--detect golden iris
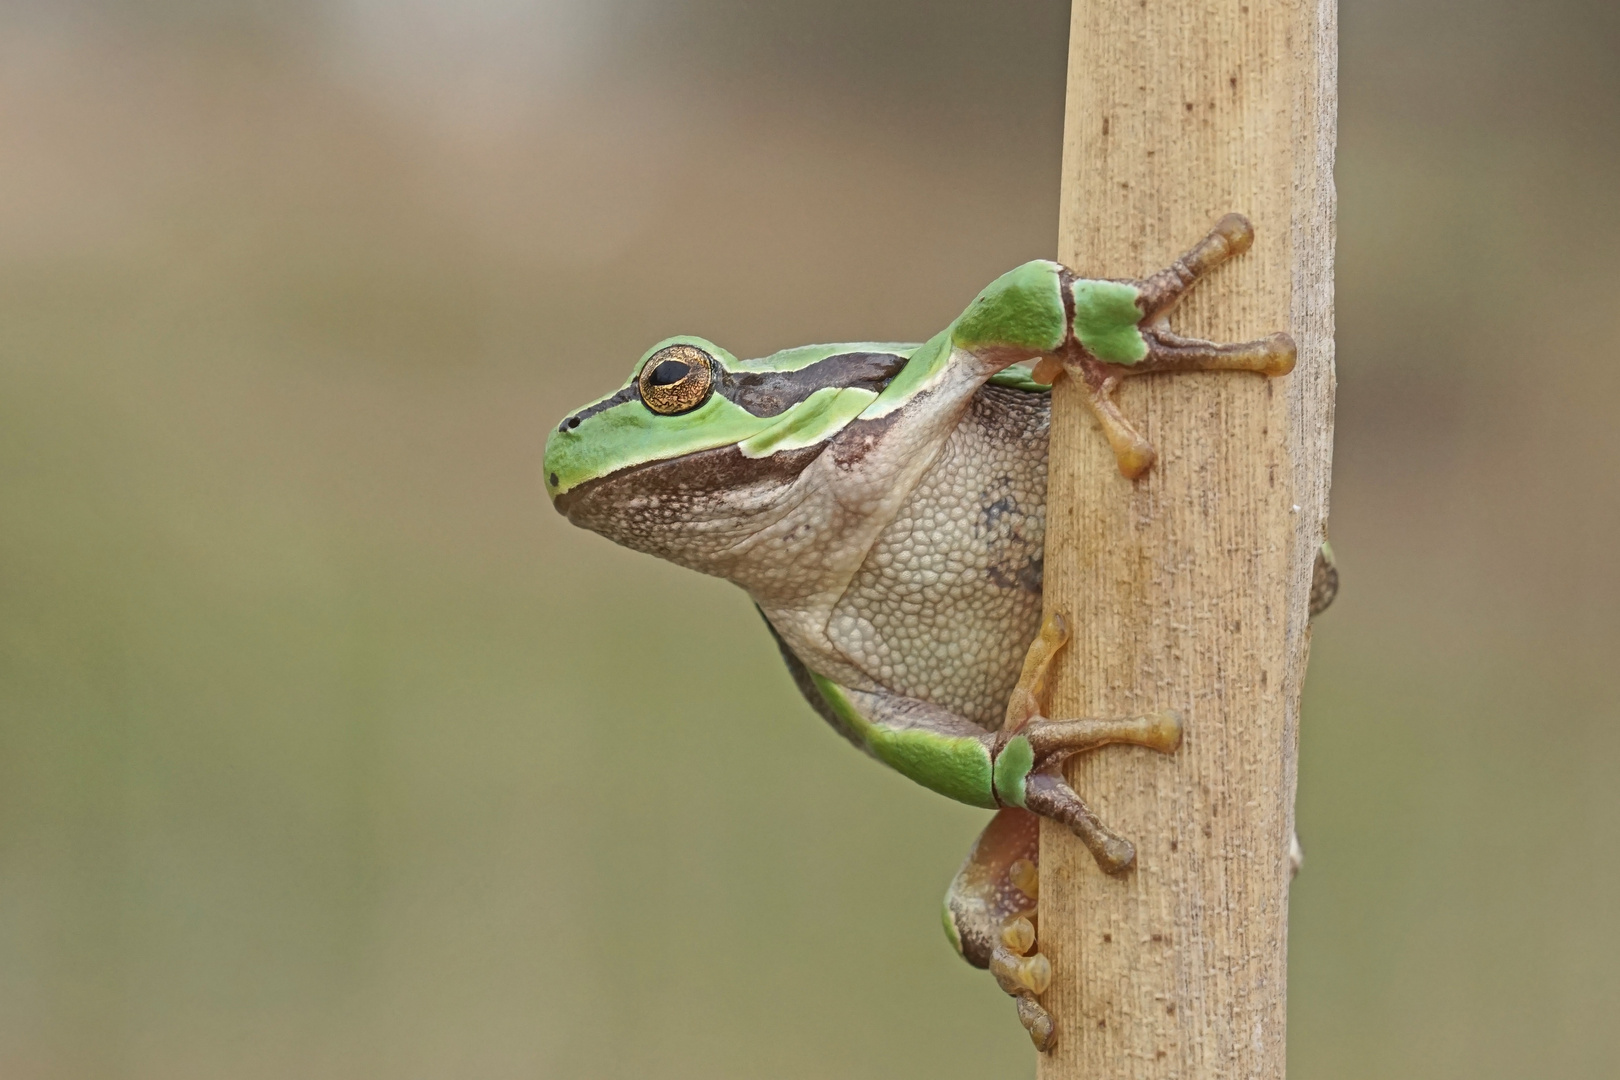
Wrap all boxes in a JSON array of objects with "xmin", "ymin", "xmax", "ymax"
[{"xmin": 638, "ymin": 345, "xmax": 715, "ymax": 415}]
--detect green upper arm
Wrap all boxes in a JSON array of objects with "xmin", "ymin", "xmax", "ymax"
[
  {"xmin": 948, "ymin": 259, "xmax": 1152, "ymax": 367},
  {"xmin": 950, "ymin": 261, "xmax": 1068, "ymax": 355}
]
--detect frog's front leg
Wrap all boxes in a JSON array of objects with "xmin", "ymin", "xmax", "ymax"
[{"xmin": 1033, "ymin": 214, "xmax": 1297, "ymax": 479}]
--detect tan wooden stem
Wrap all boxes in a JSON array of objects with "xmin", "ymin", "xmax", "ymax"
[{"xmin": 1037, "ymin": 1, "xmax": 1337, "ymax": 1077}]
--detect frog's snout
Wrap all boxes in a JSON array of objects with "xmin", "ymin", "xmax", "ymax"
[{"xmin": 543, "ymin": 415, "xmax": 580, "ymax": 508}]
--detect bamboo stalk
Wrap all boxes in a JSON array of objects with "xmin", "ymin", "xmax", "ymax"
[{"xmin": 1036, "ymin": 1, "xmax": 1336, "ymax": 1077}]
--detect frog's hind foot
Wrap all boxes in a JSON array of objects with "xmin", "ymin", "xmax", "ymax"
[
  {"xmin": 1019, "ymin": 716, "xmax": 1182, "ymax": 874},
  {"xmin": 992, "ymin": 918, "xmax": 1056, "ymax": 1053},
  {"xmin": 1000, "ymin": 612, "xmax": 1183, "ymax": 874},
  {"xmin": 943, "ymin": 808, "xmax": 1056, "ymax": 1052},
  {"xmin": 947, "ymin": 615, "xmax": 1187, "ymax": 1050}
]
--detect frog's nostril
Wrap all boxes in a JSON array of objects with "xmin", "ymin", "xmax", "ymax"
[{"xmin": 549, "ymin": 472, "xmax": 559, "ymax": 488}]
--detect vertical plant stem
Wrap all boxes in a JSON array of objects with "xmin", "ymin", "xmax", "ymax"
[{"xmin": 1038, "ymin": 1, "xmax": 1336, "ymax": 1076}]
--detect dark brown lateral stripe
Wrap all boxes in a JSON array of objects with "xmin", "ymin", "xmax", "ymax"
[
  {"xmin": 717, "ymin": 351, "xmax": 909, "ymax": 417},
  {"xmin": 559, "ymin": 384, "xmax": 637, "ymax": 432}
]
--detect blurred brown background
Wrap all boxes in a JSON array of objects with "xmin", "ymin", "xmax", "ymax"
[{"xmin": 2, "ymin": 1, "xmax": 1617, "ymax": 1077}]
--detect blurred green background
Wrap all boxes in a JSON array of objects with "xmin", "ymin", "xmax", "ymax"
[{"xmin": 2, "ymin": 1, "xmax": 1617, "ymax": 1077}]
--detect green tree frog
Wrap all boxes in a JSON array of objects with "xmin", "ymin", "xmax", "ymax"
[{"xmin": 544, "ymin": 216, "xmax": 1334, "ymax": 1051}]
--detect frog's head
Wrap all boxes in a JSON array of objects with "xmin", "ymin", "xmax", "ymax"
[{"xmin": 545, "ymin": 336, "xmax": 909, "ymax": 577}]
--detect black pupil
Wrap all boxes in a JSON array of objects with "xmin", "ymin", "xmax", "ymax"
[{"xmin": 649, "ymin": 359, "xmax": 691, "ymax": 386}]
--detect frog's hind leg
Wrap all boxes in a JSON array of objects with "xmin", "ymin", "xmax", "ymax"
[
  {"xmin": 944, "ymin": 807, "xmax": 1055, "ymax": 1052},
  {"xmin": 999, "ymin": 613, "xmax": 1183, "ymax": 875},
  {"xmin": 940, "ymin": 612, "xmax": 1069, "ymax": 1052},
  {"xmin": 1018, "ymin": 714, "xmax": 1183, "ymax": 873},
  {"xmin": 947, "ymin": 613, "xmax": 1184, "ymax": 1053}
]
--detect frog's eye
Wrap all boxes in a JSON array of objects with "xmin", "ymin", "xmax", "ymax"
[{"xmin": 638, "ymin": 344, "xmax": 716, "ymax": 416}]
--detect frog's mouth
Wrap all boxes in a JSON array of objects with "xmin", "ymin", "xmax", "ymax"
[{"xmin": 552, "ymin": 442, "xmax": 827, "ymax": 542}]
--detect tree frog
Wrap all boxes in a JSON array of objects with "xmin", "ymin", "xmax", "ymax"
[{"xmin": 544, "ymin": 216, "xmax": 1334, "ymax": 1051}]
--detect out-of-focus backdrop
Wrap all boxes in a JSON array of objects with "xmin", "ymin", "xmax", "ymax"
[{"xmin": 2, "ymin": 1, "xmax": 1616, "ymax": 1077}]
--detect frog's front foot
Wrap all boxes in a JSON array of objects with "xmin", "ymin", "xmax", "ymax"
[{"xmin": 1035, "ymin": 214, "xmax": 1297, "ymax": 479}]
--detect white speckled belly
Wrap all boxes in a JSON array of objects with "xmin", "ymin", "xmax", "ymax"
[{"xmin": 827, "ymin": 384, "xmax": 1049, "ymax": 728}]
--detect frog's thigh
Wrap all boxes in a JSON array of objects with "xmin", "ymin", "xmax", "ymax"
[
  {"xmin": 811, "ymin": 677, "xmax": 1000, "ymax": 809},
  {"xmin": 944, "ymin": 808, "xmax": 1056, "ymax": 1052}
]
